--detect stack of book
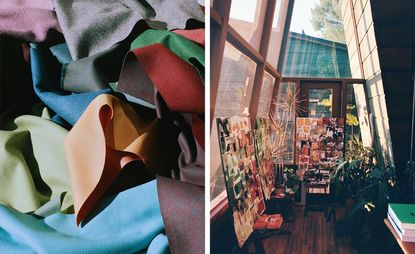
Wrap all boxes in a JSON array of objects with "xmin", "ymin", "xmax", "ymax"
[
  {"xmin": 253, "ymin": 214, "xmax": 283, "ymax": 230},
  {"xmin": 388, "ymin": 203, "xmax": 415, "ymax": 242}
]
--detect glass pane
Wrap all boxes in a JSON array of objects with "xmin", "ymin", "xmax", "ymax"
[
  {"xmin": 345, "ymin": 83, "xmax": 372, "ymax": 146},
  {"xmin": 308, "ymin": 89, "xmax": 333, "ymax": 117},
  {"xmin": 211, "ymin": 42, "xmax": 257, "ymax": 202},
  {"xmin": 229, "ymin": 0, "xmax": 266, "ymax": 50},
  {"xmin": 257, "ymin": 72, "xmax": 275, "ymax": 118},
  {"xmin": 281, "ymin": 0, "xmax": 351, "ymax": 78},
  {"xmin": 267, "ymin": 0, "xmax": 290, "ymax": 68},
  {"xmin": 272, "ymin": 82, "xmax": 296, "ymax": 164}
]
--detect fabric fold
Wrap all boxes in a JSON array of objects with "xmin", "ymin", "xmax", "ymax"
[
  {"xmin": 0, "ymin": 180, "xmax": 166, "ymax": 254},
  {"xmin": 64, "ymin": 94, "xmax": 179, "ymax": 224},
  {"xmin": 130, "ymin": 29, "xmax": 205, "ymax": 78},
  {"xmin": 117, "ymin": 43, "xmax": 204, "ymax": 148},
  {"xmin": 0, "ymin": 0, "xmax": 62, "ymax": 43},
  {"xmin": 157, "ymin": 177, "xmax": 204, "ymax": 254},
  {"xmin": 172, "ymin": 28, "xmax": 205, "ymax": 46},
  {"xmin": 30, "ymin": 43, "xmax": 112, "ymax": 126},
  {"xmin": 0, "ymin": 114, "xmax": 72, "ymax": 214},
  {"xmin": 52, "ymin": 0, "xmax": 205, "ymax": 60}
]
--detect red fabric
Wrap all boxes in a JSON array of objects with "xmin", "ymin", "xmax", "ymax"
[
  {"xmin": 172, "ymin": 28, "xmax": 205, "ymax": 46},
  {"xmin": 129, "ymin": 43, "xmax": 204, "ymax": 148}
]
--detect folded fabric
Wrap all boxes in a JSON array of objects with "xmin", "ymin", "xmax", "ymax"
[
  {"xmin": 157, "ymin": 177, "xmax": 204, "ymax": 254},
  {"xmin": 0, "ymin": 0, "xmax": 53, "ymax": 9},
  {"xmin": 0, "ymin": 112, "xmax": 72, "ymax": 214},
  {"xmin": 55, "ymin": 26, "xmax": 204, "ymax": 94},
  {"xmin": 51, "ymin": 21, "xmax": 149, "ymax": 94},
  {"xmin": 172, "ymin": 28, "xmax": 205, "ymax": 46},
  {"xmin": 30, "ymin": 43, "xmax": 112, "ymax": 126},
  {"xmin": 117, "ymin": 43, "xmax": 204, "ymax": 148},
  {"xmin": 147, "ymin": 234, "xmax": 170, "ymax": 254},
  {"xmin": 52, "ymin": 0, "xmax": 204, "ymax": 60},
  {"xmin": 0, "ymin": 180, "xmax": 167, "ymax": 254},
  {"xmin": 130, "ymin": 29, "xmax": 205, "ymax": 78},
  {"xmin": 64, "ymin": 94, "xmax": 179, "ymax": 224},
  {"xmin": 0, "ymin": 2, "xmax": 62, "ymax": 43}
]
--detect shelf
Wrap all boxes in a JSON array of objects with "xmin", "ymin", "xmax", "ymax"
[{"xmin": 384, "ymin": 219, "xmax": 415, "ymax": 254}]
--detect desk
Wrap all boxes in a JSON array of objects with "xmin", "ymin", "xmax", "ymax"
[
  {"xmin": 384, "ymin": 219, "xmax": 415, "ymax": 254},
  {"xmin": 304, "ymin": 179, "xmax": 330, "ymax": 217}
]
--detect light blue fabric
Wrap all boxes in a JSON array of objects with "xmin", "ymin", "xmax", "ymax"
[
  {"xmin": 0, "ymin": 180, "xmax": 168, "ymax": 254},
  {"xmin": 30, "ymin": 43, "xmax": 111, "ymax": 126},
  {"xmin": 147, "ymin": 234, "xmax": 170, "ymax": 254}
]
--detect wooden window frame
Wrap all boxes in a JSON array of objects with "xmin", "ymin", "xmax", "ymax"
[
  {"xmin": 210, "ymin": 0, "xmax": 286, "ymax": 218},
  {"xmin": 209, "ymin": 0, "xmax": 370, "ymax": 221}
]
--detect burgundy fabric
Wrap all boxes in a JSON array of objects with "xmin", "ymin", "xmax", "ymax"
[
  {"xmin": 0, "ymin": 7, "xmax": 61, "ymax": 42},
  {"xmin": 157, "ymin": 176, "xmax": 204, "ymax": 254},
  {"xmin": 118, "ymin": 43, "xmax": 205, "ymax": 253},
  {"xmin": 118, "ymin": 43, "xmax": 204, "ymax": 148},
  {"xmin": 172, "ymin": 28, "xmax": 205, "ymax": 46}
]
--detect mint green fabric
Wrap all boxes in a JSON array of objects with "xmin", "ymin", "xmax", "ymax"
[
  {"xmin": 130, "ymin": 29, "xmax": 205, "ymax": 78},
  {"xmin": 0, "ymin": 111, "xmax": 73, "ymax": 213}
]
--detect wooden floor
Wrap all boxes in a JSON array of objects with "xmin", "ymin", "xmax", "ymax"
[{"xmin": 249, "ymin": 206, "xmax": 356, "ymax": 254}]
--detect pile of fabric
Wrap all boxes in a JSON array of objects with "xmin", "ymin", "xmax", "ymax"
[{"xmin": 0, "ymin": 0, "xmax": 205, "ymax": 253}]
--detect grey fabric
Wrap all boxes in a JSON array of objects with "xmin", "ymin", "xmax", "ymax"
[
  {"xmin": 48, "ymin": 21, "xmax": 148, "ymax": 93},
  {"xmin": 62, "ymin": 42, "xmax": 126, "ymax": 92},
  {"xmin": 52, "ymin": 0, "xmax": 204, "ymax": 60}
]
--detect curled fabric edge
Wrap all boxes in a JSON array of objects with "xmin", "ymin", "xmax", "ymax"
[{"xmin": 64, "ymin": 94, "xmax": 178, "ymax": 225}]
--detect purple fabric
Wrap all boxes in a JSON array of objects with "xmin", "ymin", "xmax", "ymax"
[
  {"xmin": 157, "ymin": 177, "xmax": 204, "ymax": 254},
  {"xmin": 0, "ymin": 4, "xmax": 61, "ymax": 42}
]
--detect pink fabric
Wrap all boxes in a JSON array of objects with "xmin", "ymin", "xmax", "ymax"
[
  {"xmin": 0, "ymin": 4, "xmax": 61, "ymax": 42},
  {"xmin": 0, "ymin": 0, "xmax": 53, "ymax": 9}
]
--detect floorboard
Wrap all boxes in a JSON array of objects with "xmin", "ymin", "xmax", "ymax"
[{"xmin": 248, "ymin": 206, "xmax": 356, "ymax": 254}]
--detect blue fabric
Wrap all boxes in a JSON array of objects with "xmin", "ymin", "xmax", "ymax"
[
  {"xmin": 49, "ymin": 43, "xmax": 72, "ymax": 64},
  {"xmin": 0, "ymin": 180, "xmax": 167, "ymax": 254},
  {"xmin": 30, "ymin": 44, "xmax": 111, "ymax": 126},
  {"xmin": 147, "ymin": 234, "xmax": 170, "ymax": 254}
]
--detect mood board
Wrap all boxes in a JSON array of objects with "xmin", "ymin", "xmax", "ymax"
[
  {"xmin": 254, "ymin": 118, "xmax": 276, "ymax": 200},
  {"xmin": 296, "ymin": 118, "xmax": 344, "ymax": 169},
  {"xmin": 216, "ymin": 117, "xmax": 266, "ymax": 247}
]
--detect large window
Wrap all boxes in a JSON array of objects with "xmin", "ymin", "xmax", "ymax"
[
  {"xmin": 257, "ymin": 72, "xmax": 275, "ymax": 118},
  {"xmin": 272, "ymin": 82, "xmax": 296, "ymax": 164},
  {"xmin": 281, "ymin": 0, "xmax": 352, "ymax": 78},
  {"xmin": 211, "ymin": 0, "xmax": 290, "ymax": 207}
]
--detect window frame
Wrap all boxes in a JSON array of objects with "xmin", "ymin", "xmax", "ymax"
[{"xmin": 210, "ymin": 0, "xmax": 289, "ymax": 219}]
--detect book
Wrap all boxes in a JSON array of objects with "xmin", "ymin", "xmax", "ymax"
[
  {"xmin": 388, "ymin": 203, "xmax": 415, "ymax": 230},
  {"xmin": 388, "ymin": 213, "xmax": 415, "ymax": 242},
  {"xmin": 253, "ymin": 214, "xmax": 283, "ymax": 230}
]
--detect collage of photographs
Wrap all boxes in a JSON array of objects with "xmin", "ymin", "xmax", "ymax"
[{"xmin": 0, "ymin": 0, "xmax": 415, "ymax": 253}]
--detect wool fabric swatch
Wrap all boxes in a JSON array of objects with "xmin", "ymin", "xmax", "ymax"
[
  {"xmin": 172, "ymin": 28, "xmax": 205, "ymax": 46},
  {"xmin": 64, "ymin": 94, "xmax": 179, "ymax": 224},
  {"xmin": 118, "ymin": 43, "xmax": 204, "ymax": 148},
  {"xmin": 157, "ymin": 177, "xmax": 204, "ymax": 253},
  {"xmin": 0, "ymin": 0, "xmax": 53, "ymax": 9},
  {"xmin": 30, "ymin": 43, "xmax": 112, "ymax": 126},
  {"xmin": 52, "ymin": 0, "xmax": 204, "ymax": 60},
  {"xmin": 0, "ymin": 0, "xmax": 62, "ymax": 42},
  {"xmin": 0, "ymin": 180, "xmax": 167, "ymax": 254},
  {"xmin": 130, "ymin": 29, "xmax": 205, "ymax": 78},
  {"xmin": 0, "ymin": 112, "xmax": 72, "ymax": 214}
]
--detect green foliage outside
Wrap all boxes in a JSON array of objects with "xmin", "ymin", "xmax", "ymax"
[{"xmin": 311, "ymin": 0, "xmax": 346, "ymax": 43}]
